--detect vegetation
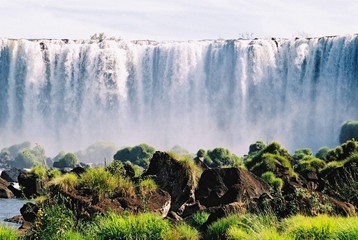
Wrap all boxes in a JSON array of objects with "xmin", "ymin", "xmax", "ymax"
[
  {"xmin": 339, "ymin": 120, "xmax": 358, "ymax": 144},
  {"xmin": 0, "ymin": 225, "xmax": 18, "ymax": 240},
  {"xmin": 53, "ymin": 152, "xmax": 78, "ymax": 168},
  {"xmin": 194, "ymin": 147, "xmax": 242, "ymax": 168},
  {"xmin": 76, "ymin": 141, "xmax": 117, "ymax": 164},
  {"xmin": 113, "ymin": 144, "xmax": 156, "ymax": 168}
]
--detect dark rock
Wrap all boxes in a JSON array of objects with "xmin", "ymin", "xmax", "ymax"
[
  {"xmin": 196, "ymin": 167, "xmax": 271, "ymax": 207},
  {"xmin": 18, "ymin": 172, "xmax": 44, "ymax": 198},
  {"xmin": 124, "ymin": 163, "xmax": 135, "ymax": 178},
  {"xmin": 0, "ymin": 178, "xmax": 14, "ymax": 198},
  {"xmin": 20, "ymin": 202, "xmax": 39, "ymax": 222},
  {"xmin": 8, "ymin": 183, "xmax": 24, "ymax": 198},
  {"xmin": 166, "ymin": 211, "xmax": 183, "ymax": 221},
  {"xmin": 142, "ymin": 151, "xmax": 196, "ymax": 212},
  {"xmin": 181, "ymin": 201, "xmax": 206, "ymax": 218},
  {"xmin": 71, "ymin": 166, "xmax": 86, "ymax": 176},
  {"xmin": 202, "ymin": 202, "xmax": 246, "ymax": 230},
  {"xmin": 4, "ymin": 215, "xmax": 24, "ymax": 224},
  {"xmin": 1, "ymin": 168, "xmax": 23, "ymax": 182}
]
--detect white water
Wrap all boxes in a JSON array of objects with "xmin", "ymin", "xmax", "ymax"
[{"xmin": 0, "ymin": 36, "xmax": 357, "ymax": 154}]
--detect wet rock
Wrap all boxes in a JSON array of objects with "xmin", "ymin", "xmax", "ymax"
[
  {"xmin": 196, "ymin": 167, "xmax": 271, "ymax": 207},
  {"xmin": 0, "ymin": 178, "xmax": 14, "ymax": 198},
  {"xmin": 18, "ymin": 172, "xmax": 44, "ymax": 198},
  {"xmin": 0, "ymin": 168, "xmax": 23, "ymax": 182},
  {"xmin": 142, "ymin": 151, "xmax": 196, "ymax": 211}
]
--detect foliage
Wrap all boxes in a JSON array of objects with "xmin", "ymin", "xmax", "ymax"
[
  {"xmin": 114, "ymin": 144, "xmax": 156, "ymax": 168},
  {"xmin": 261, "ymin": 171, "xmax": 283, "ymax": 191},
  {"xmin": 339, "ymin": 120, "xmax": 358, "ymax": 144},
  {"xmin": 315, "ymin": 146, "xmax": 330, "ymax": 161},
  {"xmin": 169, "ymin": 145, "xmax": 190, "ymax": 155},
  {"xmin": 116, "ymin": 176, "xmax": 136, "ymax": 198},
  {"xmin": 185, "ymin": 211, "xmax": 210, "ymax": 229},
  {"xmin": 80, "ymin": 168, "xmax": 117, "ymax": 201},
  {"xmin": 325, "ymin": 140, "xmax": 358, "ymax": 162},
  {"xmin": 0, "ymin": 225, "xmax": 19, "ymax": 240},
  {"xmin": 105, "ymin": 160, "xmax": 125, "ymax": 176},
  {"xmin": 48, "ymin": 169, "xmax": 62, "ymax": 179},
  {"xmin": 31, "ymin": 166, "xmax": 48, "ymax": 180},
  {"xmin": 250, "ymin": 153, "xmax": 296, "ymax": 178},
  {"xmin": 53, "ymin": 152, "xmax": 78, "ymax": 168},
  {"xmin": 248, "ymin": 141, "xmax": 266, "ymax": 155},
  {"xmin": 76, "ymin": 141, "xmax": 117, "ymax": 164},
  {"xmin": 48, "ymin": 173, "xmax": 79, "ymax": 192},
  {"xmin": 283, "ymin": 215, "xmax": 358, "ymax": 240},
  {"xmin": 292, "ymin": 148, "xmax": 312, "ymax": 162},
  {"xmin": 167, "ymin": 223, "xmax": 200, "ymax": 240},
  {"xmin": 206, "ymin": 147, "xmax": 242, "ymax": 167},
  {"xmin": 89, "ymin": 212, "xmax": 171, "ymax": 240},
  {"xmin": 32, "ymin": 204, "xmax": 76, "ymax": 240},
  {"xmin": 139, "ymin": 178, "xmax": 158, "ymax": 195},
  {"xmin": 294, "ymin": 156, "xmax": 326, "ymax": 174}
]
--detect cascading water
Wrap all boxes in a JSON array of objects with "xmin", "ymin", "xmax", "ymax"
[{"xmin": 0, "ymin": 36, "xmax": 357, "ymax": 154}]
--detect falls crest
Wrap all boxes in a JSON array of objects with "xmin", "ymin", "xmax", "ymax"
[{"xmin": 0, "ymin": 36, "xmax": 357, "ymax": 154}]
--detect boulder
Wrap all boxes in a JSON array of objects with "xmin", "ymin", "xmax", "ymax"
[
  {"xmin": 0, "ymin": 178, "xmax": 14, "ymax": 198},
  {"xmin": 20, "ymin": 202, "xmax": 39, "ymax": 222},
  {"xmin": 196, "ymin": 167, "xmax": 271, "ymax": 207},
  {"xmin": 0, "ymin": 168, "xmax": 23, "ymax": 182},
  {"xmin": 71, "ymin": 166, "xmax": 86, "ymax": 176},
  {"xmin": 142, "ymin": 151, "xmax": 196, "ymax": 212},
  {"xmin": 18, "ymin": 172, "xmax": 44, "ymax": 198}
]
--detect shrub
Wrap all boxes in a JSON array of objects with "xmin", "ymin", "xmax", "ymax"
[
  {"xmin": 117, "ymin": 176, "xmax": 136, "ymax": 198},
  {"xmin": 206, "ymin": 147, "xmax": 242, "ymax": 167},
  {"xmin": 53, "ymin": 152, "xmax": 78, "ymax": 168},
  {"xmin": 105, "ymin": 160, "xmax": 125, "ymax": 176},
  {"xmin": 139, "ymin": 178, "xmax": 158, "ymax": 195},
  {"xmin": 48, "ymin": 169, "xmax": 62, "ymax": 179},
  {"xmin": 261, "ymin": 171, "xmax": 283, "ymax": 191},
  {"xmin": 185, "ymin": 211, "xmax": 210, "ymax": 229},
  {"xmin": 250, "ymin": 153, "xmax": 296, "ymax": 178},
  {"xmin": 114, "ymin": 144, "xmax": 156, "ymax": 168},
  {"xmin": 32, "ymin": 204, "xmax": 76, "ymax": 240},
  {"xmin": 294, "ymin": 156, "xmax": 326, "ymax": 174},
  {"xmin": 292, "ymin": 148, "xmax": 312, "ymax": 162},
  {"xmin": 168, "ymin": 223, "xmax": 200, "ymax": 240},
  {"xmin": 339, "ymin": 120, "xmax": 358, "ymax": 144},
  {"xmin": 80, "ymin": 168, "xmax": 117, "ymax": 201},
  {"xmin": 90, "ymin": 212, "xmax": 171, "ymax": 240},
  {"xmin": 248, "ymin": 141, "xmax": 266, "ymax": 155},
  {"xmin": 48, "ymin": 173, "xmax": 79, "ymax": 192},
  {"xmin": 31, "ymin": 166, "xmax": 48, "ymax": 180},
  {"xmin": 315, "ymin": 147, "xmax": 330, "ymax": 160},
  {"xmin": 0, "ymin": 225, "xmax": 18, "ymax": 240}
]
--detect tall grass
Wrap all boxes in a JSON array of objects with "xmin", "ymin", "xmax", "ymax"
[
  {"xmin": 89, "ymin": 212, "xmax": 171, "ymax": 240},
  {"xmin": 0, "ymin": 225, "xmax": 18, "ymax": 240},
  {"xmin": 48, "ymin": 172, "xmax": 79, "ymax": 192},
  {"xmin": 167, "ymin": 223, "xmax": 201, "ymax": 240}
]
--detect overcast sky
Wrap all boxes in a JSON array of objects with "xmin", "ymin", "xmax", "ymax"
[{"xmin": 1, "ymin": 0, "xmax": 358, "ymax": 40}]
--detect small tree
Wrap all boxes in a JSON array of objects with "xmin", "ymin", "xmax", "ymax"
[
  {"xmin": 53, "ymin": 153, "xmax": 78, "ymax": 168},
  {"xmin": 339, "ymin": 120, "xmax": 358, "ymax": 144}
]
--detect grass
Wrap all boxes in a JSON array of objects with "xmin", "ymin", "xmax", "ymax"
[
  {"xmin": 186, "ymin": 211, "xmax": 210, "ymax": 229},
  {"xmin": 139, "ymin": 178, "xmax": 158, "ymax": 195},
  {"xmin": 0, "ymin": 225, "xmax": 19, "ymax": 240},
  {"xmin": 89, "ymin": 212, "xmax": 171, "ymax": 240},
  {"xmin": 206, "ymin": 214, "xmax": 358, "ymax": 240},
  {"xmin": 117, "ymin": 176, "xmax": 136, "ymax": 197},
  {"xmin": 167, "ymin": 223, "xmax": 201, "ymax": 240},
  {"xmin": 48, "ymin": 172, "xmax": 79, "ymax": 192},
  {"xmin": 31, "ymin": 166, "xmax": 48, "ymax": 180}
]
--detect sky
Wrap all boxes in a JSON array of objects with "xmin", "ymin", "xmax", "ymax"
[{"xmin": 1, "ymin": 0, "xmax": 358, "ymax": 40}]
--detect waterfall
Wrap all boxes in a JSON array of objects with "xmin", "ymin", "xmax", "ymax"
[{"xmin": 0, "ymin": 36, "xmax": 357, "ymax": 154}]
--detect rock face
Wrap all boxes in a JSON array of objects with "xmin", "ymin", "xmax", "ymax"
[
  {"xmin": 18, "ymin": 172, "xmax": 44, "ymax": 198},
  {"xmin": 142, "ymin": 151, "xmax": 196, "ymax": 212},
  {"xmin": 196, "ymin": 167, "xmax": 271, "ymax": 207},
  {"xmin": 1, "ymin": 168, "xmax": 23, "ymax": 182},
  {"xmin": 0, "ymin": 178, "xmax": 14, "ymax": 198}
]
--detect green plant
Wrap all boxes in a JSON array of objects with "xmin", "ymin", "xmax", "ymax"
[
  {"xmin": 80, "ymin": 168, "xmax": 117, "ymax": 202},
  {"xmin": 261, "ymin": 171, "xmax": 284, "ymax": 191},
  {"xmin": 48, "ymin": 169, "xmax": 62, "ymax": 179},
  {"xmin": 53, "ymin": 152, "xmax": 78, "ymax": 168},
  {"xmin": 339, "ymin": 120, "xmax": 358, "ymax": 144},
  {"xmin": 168, "ymin": 223, "xmax": 200, "ymax": 240},
  {"xmin": 31, "ymin": 166, "xmax": 48, "ymax": 180},
  {"xmin": 48, "ymin": 173, "xmax": 79, "ymax": 192},
  {"xmin": 0, "ymin": 225, "xmax": 19, "ymax": 240},
  {"xmin": 113, "ymin": 144, "xmax": 156, "ymax": 168},
  {"xmin": 32, "ymin": 204, "xmax": 76, "ymax": 240},
  {"xmin": 185, "ymin": 211, "xmax": 210, "ymax": 229},
  {"xmin": 89, "ymin": 212, "xmax": 170, "ymax": 240},
  {"xmin": 117, "ymin": 176, "xmax": 136, "ymax": 198},
  {"xmin": 139, "ymin": 178, "xmax": 158, "ymax": 195}
]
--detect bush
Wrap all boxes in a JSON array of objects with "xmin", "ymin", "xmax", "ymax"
[
  {"xmin": 185, "ymin": 211, "xmax": 210, "ymax": 229},
  {"xmin": 206, "ymin": 147, "xmax": 242, "ymax": 167},
  {"xmin": 248, "ymin": 141, "xmax": 266, "ymax": 155},
  {"xmin": 261, "ymin": 171, "xmax": 283, "ymax": 191},
  {"xmin": 53, "ymin": 153, "xmax": 78, "ymax": 168},
  {"xmin": 90, "ymin": 212, "xmax": 171, "ymax": 240},
  {"xmin": 32, "ymin": 204, "xmax": 76, "ymax": 240},
  {"xmin": 31, "ymin": 166, "xmax": 48, "ymax": 180},
  {"xmin": 326, "ymin": 140, "xmax": 358, "ymax": 162},
  {"xmin": 339, "ymin": 120, "xmax": 358, "ymax": 144},
  {"xmin": 80, "ymin": 168, "xmax": 117, "ymax": 201},
  {"xmin": 315, "ymin": 147, "xmax": 330, "ymax": 161},
  {"xmin": 105, "ymin": 160, "xmax": 125, "ymax": 176},
  {"xmin": 0, "ymin": 225, "xmax": 19, "ymax": 240},
  {"xmin": 250, "ymin": 153, "xmax": 296, "ymax": 178},
  {"xmin": 139, "ymin": 178, "xmax": 157, "ymax": 195},
  {"xmin": 168, "ymin": 223, "xmax": 200, "ymax": 240},
  {"xmin": 114, "ymin": 144, "xmax": 156, "ymax": 168},
  {"xmin": 48, "ymin": 169, "xmax": 62, "ymax": 179},
  {"xmin": 292, "ymin": 148, "xmax": 312, "ymax": 162},
  {"xmin": 294, "ymin": 156, "xmax": 326, "ymax": 174},
  {"xmin": 48, "ymin": 173, "xmax": 79, "ymax": 192}
]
